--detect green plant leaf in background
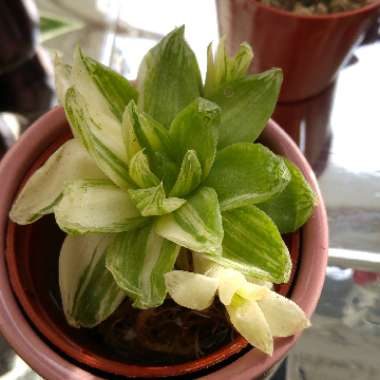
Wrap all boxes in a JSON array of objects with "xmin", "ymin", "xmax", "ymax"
[
  {"xmin": 128, "ymin": 183, "xmax": 186, "ymax": 217},
  {"xmin": 155, "ymin": 187, "xmax": 224, "ymax": 255},
  {"xmin": 65, "ymin": 87, "xmax": 135, "ymax": 189},
  {"xmin": 201, "ymin": 205, "xmax": 291, "ymax": 283},
  {"xmin": 10, "ymin": 139, "xmax": 105, "ymax": 225},
  {"xmin": 59, "ymin": 233, "xmax": 126, "ymax": 328},
  {"xmin": 204, "ymin": 37, "xmax": 253, "ymax": 98},
  {"xmin": 169, "ymin": 97, "xmax": 220, "ymax": 179},
  {"xmin": 40, "ymin": 15, "xmax": 83, "ymax": 43},
  {"xmin": 137, "ymin": 26, "xmax": 202, "ymax": 127},
  {"xmin": 169, "ymin": 150, "xmax": 202, "ymax": 197},
  {"xmin": 205, "ymin": 143, "xmax": 290, "ymax": 211},
  {"xmin": 106, "ymin": 224, "xmax": 180, "ymax": 308},
  {"xmin": 55, "ymin": 179, "xmax": 146, "ymax": 234},
  {"xmin": 258, "ymin": 159, "xmax": 317, "ymax": 233},
  {"xmin": 208, "ymin": 69, "xmax": 283, "ymax": 148}
]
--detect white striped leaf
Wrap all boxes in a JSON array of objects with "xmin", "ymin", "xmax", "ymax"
[
  {"xmin": 208, "ymin": 69, "xmax": 283, "ymax": 148},
  {"xmin": 226, "ymin": 296, "xmax": 273, "ymax": 355},
  {"xmin": 64, "ymin": 87, "xmax": 135, "ymax": 189},
  {"xmin": 54, "ymin": 54, "xmax": 72, "ymax": 105},
  {"xmin": 55, "ymin": 179, "xmax": 146, "ymax": 234},
  {"xmin": 106, "ymin": 224, "xmax": 180, "ymax": 309},
  {"xmin": 59, "ymin": 233, "xmax": 126, "ymax": 328},
  {"xmin": 258, "ymin": 158, "xmax": 317, "ymax": 233},
  {"xmin": 72, "ymin": 46, "xmax": 137, "ymax": 121},
  {"xmin": 129, "ymin": 150, "xmax": 160, "ymax": 188},
  {"xmin": 71, "ymin": 48, "xmax": 131, "ymax": 155},
  {"xmin": 154, "ymin": 187, "xmax": 224, "ymax": 255},
  {"xmin": 205, "ymin": 143, "xmax": 290, "ymax": 211},
  {"xmin": 128, "ymin": 183, "xmax": 186, "ymax": 217},
  {"xmin": 69, "ymin": 47, "xmax": 134, "ymax": 187},
  {"xmin": 204, "ymin": 37, "xmax": 253, "ymax": 98},
  {"xmin": 10, "ymin": 139, "xmax": 105, "ymax": 225},
  {"xmin": 204, "ymin": 205, "xmax": 291, "ymax": 283},
  {"xmin": 165, "ymin": 270, "xmax": 218, "ymax": 311},
  {"xmin": 123, "ymin": 100, "xmax": 173, "ymax": 161},
  {"xmin": 122, "ymin": 101, "xmax": 177, "ymax": 190},
  {"xmin": 137, "ymin": 26, "xmax": 202, "ymax": 127},
  {"xmin": 169, "ymin": 97, "xmax": 220, "ymax": 179},
  {"xmin": 77, "ymin": 52, "xmax": 137, "ymax": 121},
  {"xmin": 169, "ymin": 150, "xmax": 202, "ymax": 197}
]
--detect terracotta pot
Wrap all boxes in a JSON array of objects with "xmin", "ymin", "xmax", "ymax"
[
  {"xmin": 0, "ymin": 107, "xmax": 328, "ymax": 379},
  {"xmin": 273, "ymin": 80, "xmax": 336, "ymax": 176},
  {"xmin": 216, "ymin": 0, "xmax": 380, "ymax": 102}
]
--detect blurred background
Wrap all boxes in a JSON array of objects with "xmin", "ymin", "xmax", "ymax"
[{"xmin": 0, "ymin": 0, "xmax": 380, "ymax": 379}]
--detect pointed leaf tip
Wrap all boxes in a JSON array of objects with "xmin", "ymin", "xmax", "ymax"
[{"xmin": 137, "ymin": 26, "xmax": 202, "ymax": 126}]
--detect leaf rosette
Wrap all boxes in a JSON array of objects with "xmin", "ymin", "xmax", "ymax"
[{"xmin": 10, "ymin": 27, "xmax": 316, "ymax": 354}]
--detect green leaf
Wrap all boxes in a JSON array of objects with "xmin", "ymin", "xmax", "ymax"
[
  {"xmin": 64, "ymin": 87, "xmax": 135, "ymax": 190},
  {"xmin": 203, "ymin": 205, "xmax": 291, "ymax": 284},
  {"xmin": 128, "ymin": 183, "xmax": 186, "ymax": 217},
  {"xmin": 59, "ymin": 233, "xmax": 126, "ymax": 328},
  {"xmin": 122, "ymin": 100, "xmax": 173, "ymax": 161},
  {"xmin": 9, "ymin": 139, "xmax": 105, "ymax": 225},
  {"xmin": 73, "ymin": 47, "xmax": 137, "ymax": 121},
  {"xmin": 151, "ymin": 151, "xmax": 179, "ymax": 193},
  {"xmin": 258, "ymin": 159, "xmax": 317, "ymax": 233},
  {"xmin": 204, "ymin": 37, "xmax": 253, "ymax": 98},
  {"xmin": 106, "ymin": 224, "xmax": 180, "ymax": 309},
  {"xmin": 208, "ymin": 69, "xmax": 283, "ymax": 148},
  {"xmin": 53, "ymin": 54, "xmax": 72, "ymax": 105},
  {"xmin": 155, "ymin": 187, "xmax": 224, "ymax": 255},
  {"xmin": 129, "ymin": 150, "xmax": 160, "ymax": 188},
  {"xmin": 169, "ymin": 97, "xmax": 220, "ymax": 178},
  {"xmin": 55, "ymin": 179, "xmax": 146, "ymax": 234},
  {"xmin": 40, "ymin": 15, "xmax": 83, "ymax": 43},
  {"xmin": 137, "ymin": 26, "xmax": 202, "ymax": 126},
  {"xmin": 205, "ymin": 143, "xmax": 290, "ymax": 211},
  {"xmin": 169, "ymin": 150, "xmax": 202, "ymax": 197},
  {"xmin": 122, "ymin": 101, "xmax": 177, "ymax": 191}
]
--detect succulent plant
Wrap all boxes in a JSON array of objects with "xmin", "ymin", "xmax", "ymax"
[{"xmin": 10, "ymin": 26, "xmax": 315, "ymax": 355}]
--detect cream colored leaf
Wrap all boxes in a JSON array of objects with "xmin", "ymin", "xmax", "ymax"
[
  {"xmin": 227, "ymin": 297, "xmax": 273, "ymax": 355},
  {"xmin": 165, "ymin": 270, "xmax": 218, "ymax": 311},
  {"xmin": 258, "ymin": 291, "xmax": 311, "ymax": 337}
]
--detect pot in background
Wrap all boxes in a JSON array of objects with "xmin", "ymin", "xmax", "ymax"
[
  {"xmin": 216, "ymin": 0, "xmax": 380, "ymax": 102},
  {"xmin": 0, "ymin": 107, "xmax": 328, "ymax": 379}
]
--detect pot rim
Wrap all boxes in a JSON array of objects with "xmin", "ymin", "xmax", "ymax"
[
  {"xmin": 250, "ymin": 0, "xmax": 380, "ymax": 20},
  {"xmin": 0, "ymin": 107, "xmax": 328, "ymax": 379}
]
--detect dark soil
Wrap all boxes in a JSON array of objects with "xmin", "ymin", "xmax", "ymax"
[{"xmin": 260, "ymin": 0, "xmax": 375, "ymax": 14}]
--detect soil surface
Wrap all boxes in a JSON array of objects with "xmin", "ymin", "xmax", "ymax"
[{"xmin": 260, "ymin": 0, "xmax": 375, "ymax": 14}]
